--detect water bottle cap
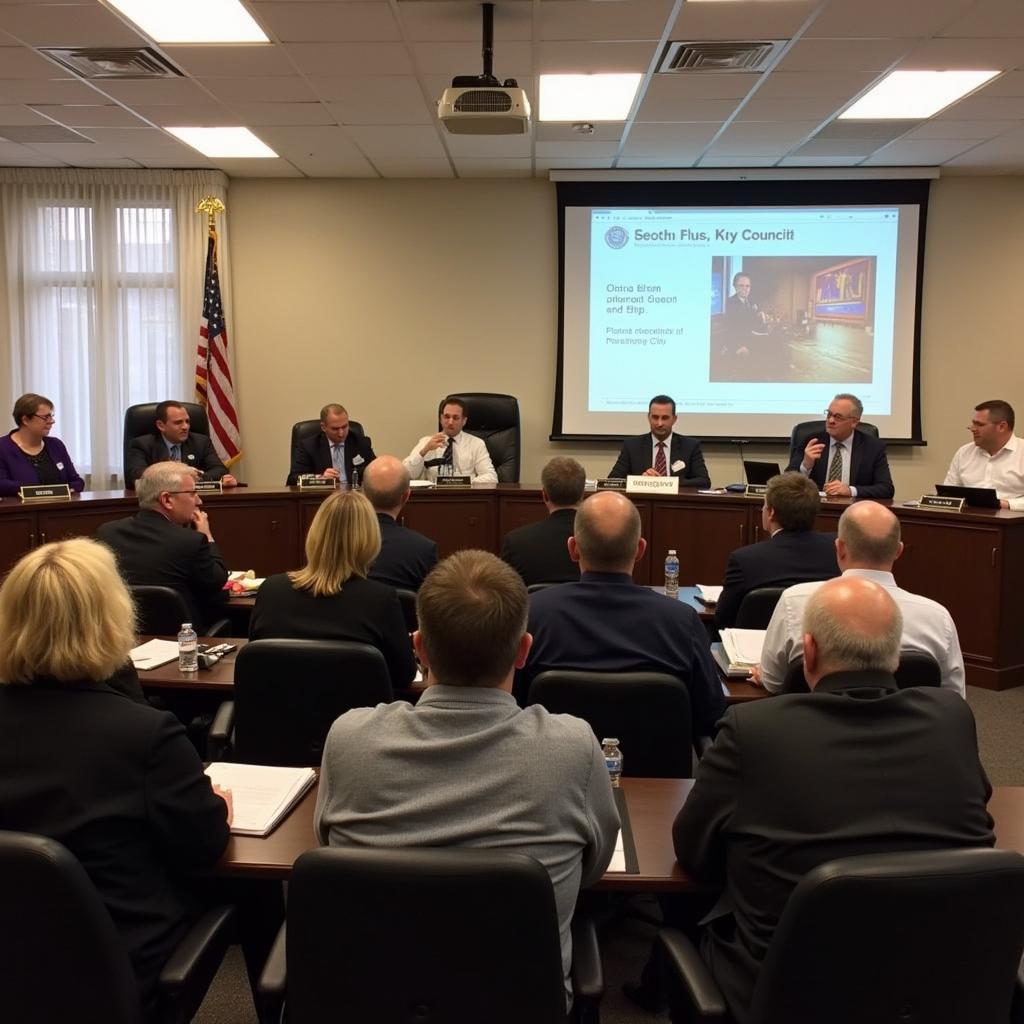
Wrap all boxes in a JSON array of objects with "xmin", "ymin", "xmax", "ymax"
[
  {"xmin": 602, "ymin": 737, "xmax": 619, "ymax": 745},
  {"xmin": 668, "ymin": 549, "xmax": 676, "ymax": 555},
  {"xmin": 181, "ymin": 623, "xmax": 192, "ymax": 629}
]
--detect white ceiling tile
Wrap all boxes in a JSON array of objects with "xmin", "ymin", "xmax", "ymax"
[
  {"xmin": 935, "ymin": 94, "xmax": 1024, "ymax": 120},
  {"xmin": 72, "ymin": 126, "xmax": 182, "ymax": 151},
  {"xmin": 791, "ymin": 138, "xmax": 878, "ymax": 157},
  {"xmin": 136, "ymin": 154, "xmax": 215, "ymax": 168},
  {"xmin": 777, "ymin": 155, "xmax": 865, "ymax": 166},
  {"xmin": 535, "ymin": 156, "xmax": 616, "ymax": 170},
  {"xmin": 983, "ymin": 71, "xmax": 1024, "ymax": 97},
  {"xmin": 806, "ymin": 0, "xmax": 975, "ymax": 39},
  {"xmin": 0, "ymin": 3, "xmax": 145, "ymax": 46},
  {"xmin": 639, "ymin": 72, "xmax": 762, "ymax": 101},
  {"xmin": 535, "ymin": 122, "xmax": 623, "ymax": 143},
  {"xmin": 943, "ymin": 126, "xmax": 1024, "ymax": 168},
  {"xmin": 412, "ymin": 40, "xmax": 531, "ymax": 77},
  {"xmin": 861, "ymin": 139, "xmax": 978, "ymax": 164},
  {"xmin": 671, "ymin": 1, "xmax": 816, "ymax": 40},
  {"xmin": 0, "ymin": 44, "xmax": 72, "ymax": 78},
  {"xmin": 697, "ymin": 156, "xmax": 781, "ymax": 168},
  {"xmin": 536, "ymin": 40, "xmax": 657, "ymax": 75},
  {"xmin": 535, "ymin": 139, "xmax": 620, "ymax": 158},
  {"xmin": 284, "ymin": 42, "xmax": 414, "ymax": 76},
  {"xmin": 97, "ymin": 78, "xmax": 214, "ymax": 106},
  {"xmin": 754, "ymin": 71, "xmax": 877, "ymax": 99},
  {"xmin": 0, "ymin": 77, "xmax": 103, "ymax": 103},
  {"xmin": 131, "ymin": 103, "xmax": 243, "ymax": 127},
  {"xmin": 939, "ymin": 0, "xmax": 1024, "ymax": 39},
  {"xmin": 635, "ymin": 90, "xmax": 739, "ymax": 123},
  {"xmin": 539, "ymin": 1, "xmax": 675, "ymax": 42},
  {"xmin": 735, "ymin": 95, "xmax": 845, "ymax": 122},
  {"xmin": 320, "ymin": 76, "xmax": 432, "ymax": 124},
  {"xmin": 905, "ymin": 119, "xmax": 1021, "ymax": 140},
  {"xmin": 898, "ymin": 37, "xmax": 1024, "ymax": 70},
  {"xmin": 161, "ymin": 45, "xmax": 298, "ymax": 78},
  {"xmin": 454, "ymin": 158, "xmax": 532, "ymax": 178},
  {"xmin": 777, "ymin": 39, "xmax": 910, "ymax": 73},
  {"xmin": 198, "ymin": 76, "xmax": 318, "ymax": 103},
  {"xmin": 440, "ymin": 132, "xmax": 531, "ymax": 157},
  {"xmin": 708, "ymin": 120, "xmax": 821, "ymax": 155},
  {"xmin": 32, "ymin": 103, "xmax": 147, "ymax": 126},
  {"xmin": 214, "ymin": 157, "xmax": 304, "ymax": 177},
  {"xmin": 288, "ymin": 157, "xmax": 377, "ymax": 177},
  {"xmin": 23, "ymin": 141, "xmax": 140, "ymax": 164},
  {"xmin": 396, "ymin": 3, "xmax": 532, "ymax": 43},
  {"xmin": 371, "ymin": 156, "xmax": 453, "ymax": 177},
  {"xmin": 615, "ymin": 156, "xmax": 699, "ymax": 168},
  {"xmin": 0, "ymin": 102, "xmax": 53, "ymax": 125},
  {"xmin": 0, "ymin": 138, "xmax": 65, "ymax": 164},
  {"xmin": 224, "ymin": 101, "xmax": 336, "ymax": 125},
  {"xmin": 254, "ymin": 124, "xmax": 374, "ymax": 166},
  {"xmin": 621, "ymin": 121, "xmax": 721, "ymax": 156},
  {"xmin": 250, "ymin": 2, "xmax": 400, "ymax": 43},
  {"xmin": 345, "ymin": 123, "xmax": 447, "ymax": 158}
]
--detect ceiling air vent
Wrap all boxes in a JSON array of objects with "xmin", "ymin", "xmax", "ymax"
[
  {"xmin": 657, "ymin": 40, "xmax": 786, "ymax": 73},
  {"xmin": 40, "ymin": 47, "xmax": 183, "ymax": 80}
]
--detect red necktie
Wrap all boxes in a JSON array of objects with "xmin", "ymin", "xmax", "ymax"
[{"xmin": 654, "ymin": 442, "xmax": 667, "ymax": 476}]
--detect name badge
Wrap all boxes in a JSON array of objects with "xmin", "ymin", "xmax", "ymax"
[
  {"xmin": 626, "ymin": 475, "xmax": 679, "ymax": 495},
  {"xmin": 436, "ymin": 475, "xmax": 472, "ymax": 487},
  {"xmin": 18, "ymin": 483, "xmax": 71, "ymax": 501},
  {"xmin": 595, "ymin": 478, "xmax": 627, "ymax": 491},
  {"xmin": 920, "ymin": 494, "xmax": 965, "ymax": 512},
  {"xmin": 194, "ymin": 480, "xmax": 223, "ymax": 494},
  {"xmin": 297, "ymin": 475, "xmax": 338, "ymax": 490},
  {"xmin": 745, "ymin": 484, "xmax": 768, "ymax": 497}
]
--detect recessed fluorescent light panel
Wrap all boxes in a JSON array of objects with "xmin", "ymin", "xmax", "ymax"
[
  {"xmin": 104, "ymin": 0, "xmax": 268, "ymax": 43},
  {"xmin": 840, "ymin": 70, "xmax": 999, "ymax": 120},
  {"xmin": 539, "ymin": 74, "xmax": 642, "ymax": 122},
  {"xmin": 166, "ymin": 127, "xmax": 277, "ymax": 158}
]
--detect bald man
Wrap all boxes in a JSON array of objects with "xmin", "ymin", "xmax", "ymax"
[
  {"xmin": 673, "ymin": 576, "xmax": 993, "ymax": 1024},
  {"xmin": 514, "ymin": 491, "xmax": 724, "ymax": 733},
  {"xmin": 362, "ymin": 455, "xmax": 437, "ymax": 592},
  {"xmin": 756, "ymin": 500, "xmax": 965, "ymax": 696}
]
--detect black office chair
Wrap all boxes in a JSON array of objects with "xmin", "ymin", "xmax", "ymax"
[
  {"xmin": 123, "ymin": 402, "xmax": 208, "ymax": 488},
  {"xmin": 208, "ymin": 639, "xmax": 393, "ymax": 766},
  {"xmin": 659, "ymin": 847, "xmax": 1024, "ymax": 1024},
  {"xmin": 0, "ymin": 830, "xmax": 234, "ymax": 1024},
  {"xmin": 528, "ymin": 670, "xmax": 699, "ymax": 776},
  {"xmin": 782, "ymin": 651, "xmax": 943, "ymax": 694},
  {"xmin": 788, "ymin": 418, "xmax": 880, "ymax": 469},
  {"xmin": 130, "ymin": 584, "xmax": 230, "ymax": 638},
  {"xmin": 527, "ymin": 582, "xmax": 565, "ymax": 595},
  {"xmin": 394, "ymin": 587, "xmax": 418, "ymax": 632},
  {"xmin": 258, "ymin": 847, "xmax": 602, "ymax": 1024},
  {"xmin": 734, "ymin": 586, "xmax": 786, "ymax": 629},
  {"xmin": 444, "ymin": 392, "xmax": 521, "ymax": 482},
  {"xmin": 285, "ymin": 418, "xmax": 370, "ymax": 485}
]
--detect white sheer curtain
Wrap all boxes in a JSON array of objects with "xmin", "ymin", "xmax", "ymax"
[{"xmin": 0, "ymin": 168, "xmax": 234, "ymax": 488}]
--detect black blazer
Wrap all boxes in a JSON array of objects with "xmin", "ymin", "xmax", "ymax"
[
  {"xmin": 609, "ymin": 433, "xmax": 711, "ymax": 488},
  {"xmin": 286, "ymin": 430, "xmax": 376, "ymax": 486},
  {"xmin": 673, "ymin": 671, "xmax": 994, "ymax": 1021},
  {"xmin": 125, "ymin": 432, "xmax": 228, "ymax": 489},
  {"xmin": 0, "ymin": 681, "xmax": 230, "ymax": 1004},
  {"xmin": 785, "ymin": 430, "xmax": 894, "ymax": 500},
  {"xmin": 500, "ymin": 508, "xmax": 580, "ymax": 586},
  {"xmin": 249, "ymin": 573, "xmax": 416, "ymax": 687},
  {"xmin": 369, "ymin": 512, "xmax": 437, "ymax": 592},
  {"xmin": 96, "ymin": 509, "xmax": 229, "ymax": 633},
  {"xmin": 714, "ymin": 529, "xmax": 839, "ymax": 630}
]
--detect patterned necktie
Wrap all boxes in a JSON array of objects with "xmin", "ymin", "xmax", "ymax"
[
  {"xmin": 332, "ymin": 443, "xmax": 346, "ymax": 482},
  {"xmin": 654, "ymin": 441, "xmax": 667, "ymax": 476},
  {"xmin": 827, "ymin": 442, "xmax": 844, "ymax": 484},
  {"xmin": 170, "ymin": 444, "xmax": 180, "ymax": 462}
]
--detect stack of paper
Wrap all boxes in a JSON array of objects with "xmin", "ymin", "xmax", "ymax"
[
  {"xmin": 712, "ymin": 628, "xmax": 767, "ymax": 678},
  {"xmin": 205, "ymin": 763, "xmax": 316, "ymax": 837},
  {"xmin": 227, "ymin": 571, "xmax": 265, "ymax": 592},
  {"xmin": 696, "ymin": 584, "xmax": 723, "ymax": 604},
  {"xmin": 130, "ymin": 638, "xmax": 180, "ymax": 670}
]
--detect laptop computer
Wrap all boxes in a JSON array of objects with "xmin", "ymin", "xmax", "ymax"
[
  {"xmin": 743, "ymin": 460, "xmax": 781, "ymax": 486},
  {"xmin": 934, "ymin": 484, "xmax": 1001, "ymax": 509}
]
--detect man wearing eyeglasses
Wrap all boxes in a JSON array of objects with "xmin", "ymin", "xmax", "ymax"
[
  {"xmin": 96, "ymin": 463, "xmax": 228, "ymax": 634},
  {"xmin": 786, "ymin": 393, "xmax": 893, "ymax": 500}
]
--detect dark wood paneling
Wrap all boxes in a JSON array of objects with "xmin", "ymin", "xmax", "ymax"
[{"xmin": 650, "ymin": 500, "xmax": 752, "ymax": 586}]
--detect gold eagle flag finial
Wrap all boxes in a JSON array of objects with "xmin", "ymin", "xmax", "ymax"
[{"xmin": 195, "ymin": 196, "xmax": 226, "ymax": 234}]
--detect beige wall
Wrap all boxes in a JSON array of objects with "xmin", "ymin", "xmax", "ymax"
[{"xmin": 228, "ymin": 175, "xmax": 1024, "ymax": 497}]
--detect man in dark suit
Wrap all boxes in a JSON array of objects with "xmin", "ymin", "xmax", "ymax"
[
  {"xmin": 786, "ymin": 392, "xmax": 894, "ymax": 499},
  {"xmin": 97, "ymin": 462, "xmax": 229, "ymax": 633},
  {"xmin": 675, "ymin": 576, "xmax": 994, "ymax": 1024},
  {"xmin": 515, "ymin": 490, "xmax": 725, "ymax": 734},
  {"xmin": 609, "ymin": 395, "xmax": 710, "ymax": 488},
  {"xmin": 362, "ymin": 455, "xmax": 437, "ymax": 591},
  {"xmin": 286, "ymin": 403, "xmax": 375, "ymax": 486},
  {"xmin": 500, "ymin": 456, "xmax": 585, "ymax": 586},
  {"xmin": 125, "ymin": 400, "xmax": 236, "ymax": 489},
  {"xmin": 714, "ymin": 472, "xmax": 839, "ymax": 631}
]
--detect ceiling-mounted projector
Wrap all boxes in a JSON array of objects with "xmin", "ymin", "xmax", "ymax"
[{"xmin": 437, "ymin": 3, "xmax": 531, "ymax": 136}]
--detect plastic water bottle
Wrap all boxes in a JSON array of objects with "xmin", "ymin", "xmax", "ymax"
[
  {"xmin": 178, "ymin": 622, "xmax": 198, "ymax": 672},
  {"xmin": 664, "ymin": 549, "xmax": 680, "ymax": 598},
  {"xmin": 602, "ymin": 738, "xmax": 623, "ymax": 788}
]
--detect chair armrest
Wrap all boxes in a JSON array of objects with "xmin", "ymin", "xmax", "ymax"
[
  {"xmin": 157, "ymin": 905, "xmax": 234, "ymax": 1024},
  {"xmin": 658, "ymin": 927, "xmax": 729, "ymax": 1021},
  {"xmin": 257, "ymin": 924, "xmax": 288, "ymax": 1024},
  {"xmin": 207, "ymin": 701, "xmax": 235, "ymax": 762},
  {"xmin": 207, "ymin": 617, "xmax": 231, "ymax": 638},
  {"xmin": 571, "ymin": 911, "xmax": 603, "ymax": 1021},
  {"xmin": 694, "ymin": 734, "xmax": 713, "ymax": 759}
]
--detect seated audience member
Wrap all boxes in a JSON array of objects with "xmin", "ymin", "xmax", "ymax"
[
  {"xmin": 516, "ymin": 490, "xmax": 725, "ymax": 734},
  {"xmin": 0, "ymin": 538, "xmax": 231, "ymax": 1019},
  {"xmin": 944, "ymin": 399, "xmax": 1024, "ymax": 509},
  {"xmin": 714, "ymin": 472, "xmax": 839, "ymax": 631},
  {"xmin": 757, "ymin": 501, "xmax": 965, "ymax": 696},
  {"xmin": 362, "ymin": 455, "xmax": 437, "ymax": 591},
  {"xmin": 315, "ymin": 550, "xmax": 618, "ymax": 1005},
  {"xmin": 249, "ymin": 489, "xmax": 415, "ymax": 687},
  {"xmin": 500, "ymin": 456, "xmax": 586, "ymax": 585},
  {"xmin": 286, "ymin": 403, "xmax": 376, "ymax": 487},
  {"xmin": 403, "ymin": 396, "xmax": 498, "ymax": 484},
  {"xmin": 0, "ymin": 392, "xmax": 84, "ymax": 496},
  {"xmin": 97, "ymin": 463, "xmax": 229, "ymax": 634},
  {"xmin": 786, "ymin": 392, "xmax": 894, "ymax": 499},
  {"xmin": 609, "ymin": 395, "xmax": 711, "ymax": 487},
  {"xmin": 674, "ymin": 576, "xmax": 994, "ymax": 1024},
  {"xmin": 125, "ymin": 400, "xmax": 237, "ymax": 489}
]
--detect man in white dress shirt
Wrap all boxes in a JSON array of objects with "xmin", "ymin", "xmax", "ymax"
[
  {"xmin": 755, "ymin": 500, "xmax": 965, "ymax": 697},
  {"xmin": 403, "ymin": 396, "xmax": 497, "ymax": 484},
  {"xmin": 944, "ymin": 400, "xmax": 1024, "ymax": 510}
]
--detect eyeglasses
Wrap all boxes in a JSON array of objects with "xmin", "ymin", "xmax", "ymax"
[
  {"xmin": 31, "ymin": 412, "xmax": 56, "ymax": 423},
  {"xmin": 824, "ymin": 409, "xmax": 856, "ymax": 423},
  {"xmin": 164, "ymin": 489, "xmax": 199, "ymax": 497}
]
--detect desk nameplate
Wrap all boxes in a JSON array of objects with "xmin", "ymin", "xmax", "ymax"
[
  {"xmin": 194, "ymin": 480, "xmax": 223, "ymax": 494},
  {"xmin": 297, "ymin": 476, "xmax": 337, "ymax": 490},
  {"xmin": 920, "ymin": 494, "xmax": 965, "ymax": 513},
  {"xmin": 436, "ymin": 475, "xmax": 472, "ymax": 487},
  {"xmin": 744, "ymin": 484, "xmax": 768, "ymax": 498},
  {"xmin": 626, "ymin": 475, "xmax": 679, "ymax": 495},
  {"xmin": 596, "ymin": 478, "xmax": 627, "ymax": 491},
  {"xmin": 18, "ymin": 483, "xmax": 71, "ymax": 501}
]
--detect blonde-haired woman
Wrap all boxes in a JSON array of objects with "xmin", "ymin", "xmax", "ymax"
[
  {"xmin": 0, "ymin": 538, "xmax": 231, "ymax": 1018},
  {"xmin": 249, "ymin": 489, "xmax": 415, "ymax": 685}
]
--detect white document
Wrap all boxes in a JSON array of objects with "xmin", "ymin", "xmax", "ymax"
[
  {"xmin": 205, "ymin": 763, "xmax": 317, "ymax": 837},
  {"xmin": 408, "ymin": 479, "xmax": 434, "ymax": 488},
  {"xmin": 130, "ymin": 638, "xmax": 180, "ymax": 671},
  {"xmin": 605, "ymin": 829, "xmax": 627, "ymax": 873},
  {"xmin": 696, "ymin": 584, "xmax": 723, "ymax": 604},
  {"xmin": 721, "ymin": 628, "xmax": 767, "ymax": 667}
]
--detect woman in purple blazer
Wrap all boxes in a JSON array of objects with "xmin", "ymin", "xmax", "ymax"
[{"xmin": 0, "ymin": 392, "xmax": 85, "ymax": 496}]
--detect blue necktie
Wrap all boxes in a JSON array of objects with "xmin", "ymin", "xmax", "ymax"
[
  {"xmin": 170, "ymin": 444, "xmax": 180, "ymax": 462},
  {"xmin": 332, "ymin": 444, "xmax": 347, "ymax": 484}
]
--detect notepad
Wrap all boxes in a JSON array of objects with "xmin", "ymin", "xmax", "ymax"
[
  {"xmin": 130, "ymin": 638, "xmax": 180, "ymax": 671},
  {"xmin": 205, "ymin": 763, "xmax": 317, "ymax": 837}
]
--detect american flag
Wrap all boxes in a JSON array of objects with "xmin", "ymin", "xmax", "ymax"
[{"xmin": 195, "ymin": 229, "xmax": 241, "ymax": 466}]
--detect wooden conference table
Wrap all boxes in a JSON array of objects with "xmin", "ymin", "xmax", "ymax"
[
  {"xmin": 5, "ymin": 483, "xmax": 1024, "ymax": 689},
  {"xmin": 219, "ymin": 778, "xmax": 1024, "ymax": 891}
]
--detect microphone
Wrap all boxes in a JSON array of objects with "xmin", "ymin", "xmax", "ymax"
[{"xmin": 725, "ymin": 439, "xmax": 748, "ymax": 492}]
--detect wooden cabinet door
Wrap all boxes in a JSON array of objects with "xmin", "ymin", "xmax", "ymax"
[
  {"xmin": 402, "ymin": 496, "xmax": 496, "ymax": 558},
  {"xmin": 204, "ymin": 498, "xmax": 299, "ymax": 576},
  {"xmin": 650, "ymin": 502, "xmax": 751, "ymax": 586},
  {"xmin": 0, "ymin": 514, "xmax": 35, "ymax": 573}
]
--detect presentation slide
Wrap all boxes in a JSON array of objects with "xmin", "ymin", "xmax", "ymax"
[{"xmin": 559, "ymin": 200, "xmax": 923, "ymax": 442}]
